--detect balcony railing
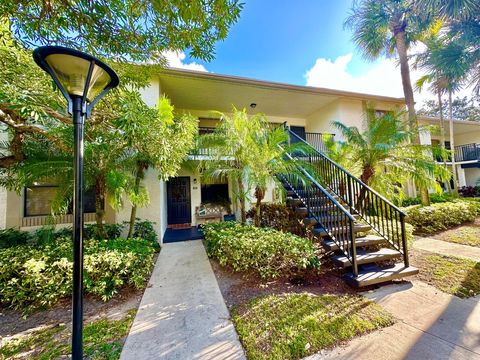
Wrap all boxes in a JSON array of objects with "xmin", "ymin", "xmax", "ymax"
[
  {"xmin": 455, "ymin": 143, "xmax": 480, "ymax": 162},
  {"xmin": 189, "ymin": 127, "xmax": 334, "ymax": 157}
]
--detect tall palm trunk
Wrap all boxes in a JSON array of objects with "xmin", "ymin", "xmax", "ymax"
[
  {"xmin": 437, "ymin": 89, "xmax": 451, "ymax": 192},
  {"xmin": 237, "ymin": 176, "xmax": 246, "ymax": 223},
  {"xmin": 254, "ymin": 186, "xmax": 265, "ymax": 227},
  {"xmin": 95, "ymin": 176, "xmax": 107, "ymax": 239},
  {"xmin": 394, "ymin": 26, "xmax": 430, "ymax": 205},
  {"xmin": 448, "ymin": 89, "xmax": 459, "ymax": 196},
  {"xmin": 127, "ymin": 161, "xmax": 148, "ymax": 238}
]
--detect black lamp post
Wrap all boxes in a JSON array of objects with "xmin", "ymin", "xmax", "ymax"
[{"xmin": 33, "ymin": 46, "xmax": 119, "ymax": 360}]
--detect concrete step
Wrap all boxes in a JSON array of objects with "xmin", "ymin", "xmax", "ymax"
[
  {"xmin": 343, "ymin": 264, "xmax": 419, "ymax": 287},
  {"xmin": 304, "ymin": 214, "xmax": 360, "ymax": 226},
  {"xmin": 286, "ymin": 197, "xmax": 303, "ymax": 207},
  {"xmin": 332, "ymin": 248, "xmax": 402, "ymax": 268},
  {"xmin": 313, "ymin": 223, "xmax": 372, "ymax": 238},
  {"xmin": 322, "ymin": 235, "xmax": 386, "ymax": 251}
]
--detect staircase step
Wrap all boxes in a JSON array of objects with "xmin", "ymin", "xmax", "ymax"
[
  {"xmin": 322, "ymin": 235, "xmax": 386, "ymax": 251},
  {"xmin": 313, "ymin": 223, "xmax": 371, "ymax": 237},
  {"xmin": 343, "ymin": 264, "xmax": 419, "ymax": 287},
  {"xmin": 304, "ymin": 214, "xmax": 360, "ymax": 226},
  {"xmin": 295, "ymin": 207, "xmax": 308, "ymax": 216},
  {"xmin": 286, "ymin": 190, "xmax": 295, "ymax": 197},
  {"xmin": 332, "ymin": 248, "xmax": 402, "ymax": 268},
  {"xmin": 286, "ymin": 197, "xmax": 303, "ymax": 207}
]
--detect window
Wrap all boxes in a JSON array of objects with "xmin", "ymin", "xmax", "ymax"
[
  {"xmin": 201, "ymin": 183, "xmax": 229, "ymax": 204},
  {"xmin": 24, "ymin": 183, "xmax": 97, "ymax": 217}
]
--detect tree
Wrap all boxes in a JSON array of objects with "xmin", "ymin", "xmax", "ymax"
[
  {"xmin": 0, "ymin": 35, "xmax": 197, "ymax": 236},
  {"xmin": 116, "ymin": 94, "xmax": 197, "ymax": 238},
  {"xmin": 418, "ymin": 96, "xmax": 480, "ymax": 121},
  {"xmin": 330, "ymin": 107, "xmax": 450, "ymax": 203},
  {"xmin": 249, "ymin": 123, "xmax": 311, "ymax": 226},
  {"xmin": 344, "ymin": 0, "xmax": 433, "ymax": 205},
  {"xmin": 198, "ymin": 109, "xmax": 308, "ymax": 224},
  {"xmin": 1, "ymin": 0, "xmax": 243, "ymax": 62}
]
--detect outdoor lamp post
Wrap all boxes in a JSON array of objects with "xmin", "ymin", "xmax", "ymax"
[{"xmin": 33, "ymin": 46, "xmax": 119, "ymax": 360}]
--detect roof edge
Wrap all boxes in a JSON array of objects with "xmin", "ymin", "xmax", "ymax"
[{"xmin": 159, "ymin": 67, "xmax": 406, "ymax": 104}]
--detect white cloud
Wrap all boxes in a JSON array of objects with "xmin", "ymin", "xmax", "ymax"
[
  {"xmin": 162, "ymin": 50, "xmax": 208, "ymax": 72},
  {"xmin": 304, "ymin": 52, "xmax": 448, "ymax": 108}
]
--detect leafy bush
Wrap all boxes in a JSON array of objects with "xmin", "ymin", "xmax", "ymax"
[
  {"xmin": 0, "ymin": 238, "xmax": 155, "ymax": 311},
  {"xmin": 84, "ymin": 223, "xmax": 125, "ymax": 240},
  {"xmin": 459, "ymin": 186, "xmax": 480, "ymax": 198},
  {"xmin": 133, "ymin": 219, "xmax": 159, "ymax": 249},
  {"xmin": 203, "ymin": 222, "xmax": 319, "ymax": 279},
  {"xmin": 404, "ymin": 200, "xmax": 480, "ymax": 234},
  {"xmin": 400, "ymin": 192, "xmax": 453, "ymax": 206},
  {"xmin": 0, "ymin": 228, "xmax": 32, "ymax": 249},
  {"xmin": 246, "ymin": 203, "xmax": 314, "ymax": 239}
]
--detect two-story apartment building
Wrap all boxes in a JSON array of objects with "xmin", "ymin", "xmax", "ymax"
[{"xmin": 1, "ymin": 68, "xmax": 479, "ymax": 242}]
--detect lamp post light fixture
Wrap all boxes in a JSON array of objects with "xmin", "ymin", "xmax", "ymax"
[{"xmin": 33, "ymin": 46, "xmax": 119, "ymax": 360}]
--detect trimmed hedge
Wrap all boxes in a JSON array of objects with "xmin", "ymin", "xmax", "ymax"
[
  {"xmin": 404, "ymin": 200, "xmax": 480, "ymax": 234},
  {"xmin": 0, "ymin": 238, "xmax": 156, "ymax": 312},
  {"xmin": 203, "ymin": 222, "xmax": 319, "ymax": 279}
]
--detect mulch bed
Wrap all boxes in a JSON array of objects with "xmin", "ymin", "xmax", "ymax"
[{"xmin": 210, "ymin": 256, "xmax": 360, "ymax": 309}]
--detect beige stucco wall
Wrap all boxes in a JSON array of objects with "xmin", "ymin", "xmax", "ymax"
[
  {"xmin": 178, "ymin": 108, "xmax": 307, "ymax": 127},
  {"xmin": 464, "ymin": 168, "xmax": 480, "ymax": 186}
]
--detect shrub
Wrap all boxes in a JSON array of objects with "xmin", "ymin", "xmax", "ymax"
[
  {"xmin": 0, "ymin": 238, "xmax": 155, "ymax": 311},
  {"xmin": 133, "ymin": 219, "xmax": 159, "ymax": 249},
  {"xmin": 246, "ymin": 203, "xmax": 314, "ymax": 239},
  {"xmin": 404, "ymin": 200, "xmax": 480, "ymax": 234},
  {"xmin": 203, "ymin": 222, "xmax": 319, "ymax": 279},
  {"xmin": 0, "ymin": 228, "xmax": 32, "ymax": 249},
  {"xmin": 400, "ymin": 192, "xmax": 453, "ymax": 206},
  {"xmin": 84, "ymin": 223, "xmax": 125, "ymax": 240},
  {"xmin": 459, "ymin": 186, "xmax": 480, "ymax": 198}
]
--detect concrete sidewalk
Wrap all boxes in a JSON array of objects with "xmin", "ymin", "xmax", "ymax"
[
  {"xmin": 414, "ymin": 237, "xmax": 480, "ymax": 261},
  {"xmin": 308, "ymin": 280, "xmax": 480, "ymax": 360},
  {"xmin": 120, "ymin": 241, "xmax": 245, "ymax": 360}
]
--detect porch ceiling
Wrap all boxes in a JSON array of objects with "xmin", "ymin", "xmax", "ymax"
[{"xmin": 158, "ymin": 68, "xmax": 404, "ymax": 119}]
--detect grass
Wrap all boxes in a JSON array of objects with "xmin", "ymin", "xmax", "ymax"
[
  {"xmin": 413, "ymin": 251, "xmax": 480, "ymax": 298},
  {"xmin": 232, "ymin": 293, "xmax": 395, "ymax": 360},
  {"xmin": 0, "ymin": 309, "xmax": 136, "ymax": 359},
  {"xmin": 433, "ymin": 221, "xmax": 480, "ymax": 247}
]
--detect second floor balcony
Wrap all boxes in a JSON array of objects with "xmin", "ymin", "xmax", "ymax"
[{"xmin": 454, "ymin": 143, "xmax": 480, "ymax": 163}]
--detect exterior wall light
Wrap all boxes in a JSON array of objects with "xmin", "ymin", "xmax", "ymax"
[{"xmin": 33, "ymin": 46, "xmax": 119, "ymax": 360}]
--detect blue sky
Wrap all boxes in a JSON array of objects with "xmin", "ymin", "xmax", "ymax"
[
  {"xmin": 186, "ymin": 0, "xmax": 368, "ymax": 84},
  {"xmin": 167, "ymin": 1, "xmax": 439, "ymax": 105}
]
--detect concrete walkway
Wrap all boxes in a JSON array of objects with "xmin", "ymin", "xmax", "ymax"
[
  {"xmin": 414, "ymin": 237, "xmax": 480, "ymax": 261},
  {"xmin": 308, "ymin": 280, "xmax": 480, "ymax": 360},
  {"xmin": 120, "ymin": 241, "xmax": 245, "ymax": 360}
]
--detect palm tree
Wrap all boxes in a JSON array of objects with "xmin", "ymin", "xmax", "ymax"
[
  {"xmin": 199, "ymin": 108, "xmax": 309, "ymax": 224},
  {"xmin": 332, "ymin": 107, "xmax": 450, "ymax": 203},
  {"xmin": 249, "ymin": 123, "xmax": 311, "ymax": 226},
  {"xmin": 344, "ymin": 0, "xmax": 432, "ymax": 205}
]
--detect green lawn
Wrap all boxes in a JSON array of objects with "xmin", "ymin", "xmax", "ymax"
[
  {"xmin": 413, "ymin": 252, "xmax": 480, "ymax": 298},
  {"xmin": 0, "ymin": 309, "xmax": 136, "ymax": 359},
  {"xmin": 232, "ymin": 293, "xmax": 394, "ymax": 360},
  {"xmin": 433, "ymin": 219, "xmax": 480, "ymax": 247}
]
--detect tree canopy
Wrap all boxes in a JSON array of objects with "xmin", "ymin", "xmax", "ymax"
[{"xmin": 1, "ymin": 0, "xmax": 244, "ymax": 62}]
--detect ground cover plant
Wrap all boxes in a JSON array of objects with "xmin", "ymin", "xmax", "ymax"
[
  {"xmin": 0, "ymin": 309, "xmax": 136, "ymax": 359},
  {"xmin": 0, "ymin": 237, "xmax": 156, "ymax": 312},
  {"xmin": 404, "ymin": 200, "xmax": 480, "ymax": 234},
  {"xmin": 432, "ymin": 218, "xmax": 480, "ymax": 247},
  {"xmin": 232, "ymin": 293, "xmax": 395, "ymax": 360},
  {"xmin": 412, "ymin": 250, "xmax": 480, "ymax": 298},
  {"xmin": 203, "ymin": 222, "xmax": 319, "ymax": 279}
]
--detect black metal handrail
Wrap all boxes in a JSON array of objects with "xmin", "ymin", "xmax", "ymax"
[
  {"xmin": 281, "ymin": 152, "xmax": 358, "ymax": 276},
  {"xmin": 287, "ymin": 129, "xmax": 409, "ymax": 267},
  {"xmin": 305, "ymin": 132, "xmax": 334, "ymax": 153},
  {"xmin": 454, "ymin": 143, "xmax": 480, "ymax": 162}
]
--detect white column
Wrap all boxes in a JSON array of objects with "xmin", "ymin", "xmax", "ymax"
[{"xmin": 457, "ymin": 166, "xmax": 466, "ymax": 187}]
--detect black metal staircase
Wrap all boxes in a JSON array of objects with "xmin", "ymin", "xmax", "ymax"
[{"xmin": 281, "ymin": 128, "xmax": 418, "ymax": 287}]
